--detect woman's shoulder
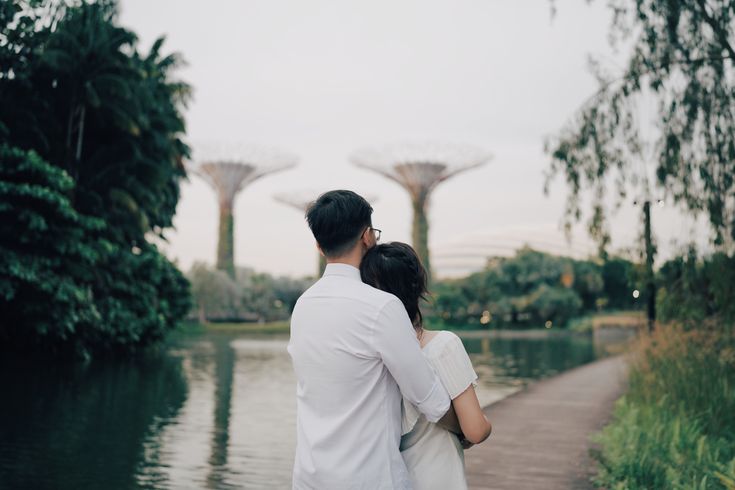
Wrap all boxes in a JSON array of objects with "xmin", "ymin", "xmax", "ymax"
[
  {"xmin": 437, "ymin": 329, "xmax": 461, "ymax": 341},
  {"xmin": 424, "ymin": 330, "xmax": 464, "ymax": 356},
  {"xmin": 434, "ymin": 329, "xmax": 462, "ymax": 344},
  {"xmin": 424, "ymin": 330, "xmax": 478, "ymax": 399}
]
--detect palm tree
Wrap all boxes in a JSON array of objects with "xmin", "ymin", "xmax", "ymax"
[{"xmin": 22, "ymin": 3, "xmax": 192, "ymax": 246}]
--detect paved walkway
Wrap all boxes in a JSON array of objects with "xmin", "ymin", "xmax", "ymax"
[{"xmin": 465, "ymin": 355, "xmax": 627, "ymax": 490}]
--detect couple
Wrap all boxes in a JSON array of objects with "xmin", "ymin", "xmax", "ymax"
[{"xmin": 287, "ymin": 190, "xmax": 492, "ymax": 489}]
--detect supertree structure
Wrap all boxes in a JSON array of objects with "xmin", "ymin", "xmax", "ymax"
[
  {"xmin": 351, "ymin": 142, "xmax": 492, "ymax": 278},
  {"xmin": 190, "ymin": 144, "xmax": 297, "ymax": 278},
  {"xmin": 274, "ymin": 190, "xmax": 378, "ymax": 277}
]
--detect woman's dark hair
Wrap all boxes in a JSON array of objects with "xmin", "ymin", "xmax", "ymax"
[
  {"xmin": 360, "ymin": 242, "xmax": 428, "ymax": 330},
  {"xmin": 306, "ymin": 190, "xmax": 373, "ymax": 258}
]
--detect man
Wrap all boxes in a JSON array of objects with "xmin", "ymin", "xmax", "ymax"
[{"xmin": 288, "ymin": 190, "xmax": 451, "ymax": 489}]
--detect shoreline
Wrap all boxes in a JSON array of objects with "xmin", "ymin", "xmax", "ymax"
[{"xmin": 175, "ymin": 322, "xmax": 637, "ymax": 339}]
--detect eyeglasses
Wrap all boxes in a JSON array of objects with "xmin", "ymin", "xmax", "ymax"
[{"xmin": 368, "ymin": 227, "xmax": 382, "ymax": 241}]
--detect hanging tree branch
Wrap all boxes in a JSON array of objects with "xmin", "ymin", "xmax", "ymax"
[{"xmin": 547, "ymin": 0, "xmax": 735, "ymax": 251}]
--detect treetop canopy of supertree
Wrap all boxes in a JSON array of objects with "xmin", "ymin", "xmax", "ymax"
[
  {"xmin": 350, "ymin": 142, "xmax": 492, "ymax": 197},
  {"xmin": 187, "ymin": 142, "xmax": 298, "ymax": 201}
]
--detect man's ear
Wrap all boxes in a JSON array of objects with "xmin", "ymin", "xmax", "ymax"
[
  {"xmin": 316, "ymin": 243, "xmax": 325, "ymax": 257},
  {"xmin": 360, "ymin": 228, "xmax": 372, "ymax": 248}
]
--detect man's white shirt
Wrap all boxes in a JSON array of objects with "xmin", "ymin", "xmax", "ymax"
[{"xmin": 288, "ymin": 263, "xmax": 451, "ymax": 490}]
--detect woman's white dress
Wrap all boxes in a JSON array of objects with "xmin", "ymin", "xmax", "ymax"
[{"xmin": 400, "ymin": 330, "xmax": 478, "ymax": 490}]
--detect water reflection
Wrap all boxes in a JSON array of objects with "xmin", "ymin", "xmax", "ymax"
[
  {"xmin": 208, "ymin": 335, "xmax": 235, "ymax": 488},
  {"xmin": 463, "ymin": 333, "xmax": 602, "ymax": 406},
  {"xmin": 0, "ymin": 331, "xmax": 623, "ymax": 489},
  {"xmin": 133, "ymin": 336, "xmax": 297, "ymax": 489},
  {"xmin": 0, "ymin": 352, "xmax": 188, "ymax": 490},
  {"xmin": 227, "ymin": 339, "xmax": 296, "ymax": 488},
  {"xmin": 464, "ymin": 334, "xmax": 597, "ymax": 378},
  {"xmin": 136, "ymin": 339, "xmax": 219, "ymax": 489}
]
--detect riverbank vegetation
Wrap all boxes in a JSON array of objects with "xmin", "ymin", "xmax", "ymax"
[
  {"xmin": 592, "ymin": 251, "xmax": 735, "ymax": 489},
  {"xmin": 544, "ymin": 0, "xmax": 735, "ymax": 485},
  {"xmin": 0, "ymin": 1, "xmax": 191, "ymax": 357},
  {"xmin": 186, "ymin": 249, "xmax": 641, "ymax": 329},
  {"xmin": 175, "ymin": 320, "xmax": 291, "ymax": 337},
  {"xmin": 186, "ymin": 263, "xmax": 313, "ymax": 324},
  {"xmin": 430, "ymin": 249, "xmax": 637, "ymax": 329},
  {"xmin": 594, "ymin": 323, "xmax": 735, "ymax": 489}
]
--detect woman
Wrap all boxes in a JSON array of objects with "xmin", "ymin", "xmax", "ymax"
[{"xmin": 360, "ymin": 242, "xmax": 492, "ymax": 490}]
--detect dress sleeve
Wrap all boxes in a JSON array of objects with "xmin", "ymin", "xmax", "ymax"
[{"xmin": 430, "ymin": 332, "xmax": 478, "ymax": 399}]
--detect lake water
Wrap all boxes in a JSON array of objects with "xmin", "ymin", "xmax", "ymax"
[{"xmin": 0, "ymin": 330, "xmax": 627, "ymax": 489}]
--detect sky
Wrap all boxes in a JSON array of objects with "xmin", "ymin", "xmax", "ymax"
[{"xmin": 118, "ymin": 0, "xmax": 708, "ymax": 278}]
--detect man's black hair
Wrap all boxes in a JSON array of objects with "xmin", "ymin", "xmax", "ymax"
[{"xmin": 306, "ymin": 190, "xmax": 373, "ymax": 258}]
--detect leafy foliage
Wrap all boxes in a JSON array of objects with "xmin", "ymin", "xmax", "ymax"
[
  {"xmin": 431, "ymin": 248, "xmax": 637, "ymax": 328},
  {"xmin": 187, "ymin": 263, "xmax": 241, "ymax": 322},
  {"xmin": 657, "ymin": 248, "xmax": 735, "ymax": 326},
  {"xmin": 0, "ymin": 145, "xmax": 103, "ymax": 350},
  {"xmin": 547, "ymin": 0, "xmax": 735, "ymax": 251},
  {"xmin": 594, "ymin": 325, "xmax": 735, "ymax": 489},
  {"xmin": 0, "ymin": 1, "xmax": 192, "ymax": 357},
  {"xmin": 0, "ymin": 145, "xmax": 191, "ymax": 356},
  {"xmin": 91, "ymin": 242, "xmax": 192, "ymax": 349},
  {"xmin": 0, "ymin": 0, "xmax": 190, "ymax": 246},
  {"xmin": 187, "ymin": 263, "xmax": 314, "ymax": 323}
]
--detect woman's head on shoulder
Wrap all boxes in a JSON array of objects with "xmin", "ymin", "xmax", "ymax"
[{"xmin": 360, "ymin": 242, "xmax": 428, "ymax": 330}]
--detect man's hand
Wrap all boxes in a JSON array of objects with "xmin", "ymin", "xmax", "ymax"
[
  {"xmin": 460, "ymin": 436, "xmax": 474, "ymax": 450},
  {"xmin": 436, "ymin": 403, "xmax": 462, "ymax": 435}
]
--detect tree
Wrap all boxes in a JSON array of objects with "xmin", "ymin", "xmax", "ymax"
[
  {"xmin": 0, "ymin": 145, "xmax": 103, "ymax": 351},
  {"xmin": 0, "ymin": 1, "xmax": 192, "ymax": 356},
  {"xmin": 431, "ymin": 248, "xmax": 613, "ymax": 328},
  {"xmin": 0, "ymin": 145, "xmax": 191, "ymax": 356},
  {"xmin": 187, "ymin": 262, "xmax": 240, "ymax": 323},
  {"xmin": 546, "ymin": 0, "xmax": 735, "ymax": 251},
  {"xmin": 236, "ymin": 268, "xmax": 313, "ymax": 322},
  {"xmin": 657, "ymin": 247, "xmax": 735, "ymax": 325},
  {"xmin": 0, "ymin": 1, "xmax": 191, "ymax": 247},
  {"xmin": 571, "ymin": 259, "xmax": 605, "ymax": 310},
  {"xmin": 187, "ymin": 263, "xmax": 313, "ymax": 323},
  {"xmin": 601, "ymin": 256, "xmax": 637, "ymax": 309},
  {"xmin": 526, "ymin": 283, "xmax": 583, "ymax": 326}
]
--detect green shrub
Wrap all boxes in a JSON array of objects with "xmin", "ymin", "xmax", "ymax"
[
  {"xmin": 0, "ymin": 1, "xmax": 193, "ymax": 358},
  {"xmin": 0, "ymin": 145, "xmax": 104, "ymax": 350},
  {"xmin": 657, "ymin": 249, "xmax": 735, "ymax": 326},
  {"xmin": 594, "ymin": 325, "xmax": 735, "ymax": 489},
  {"xmin": 0, "ymin": 145, "xmax": 191, "ymax": 357}
]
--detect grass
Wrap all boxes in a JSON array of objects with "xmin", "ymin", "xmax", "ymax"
[{"xmin": 593, "ymin": 322, "xmax": 735, "ymax": 489}]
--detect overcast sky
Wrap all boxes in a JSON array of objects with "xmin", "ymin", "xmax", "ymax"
[{"xmin": 118, "ymin": 0, "xmax": 707, "ymax": 278}]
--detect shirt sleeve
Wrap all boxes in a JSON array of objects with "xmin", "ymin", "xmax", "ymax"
[
  {"xmin": 372, "ymin": 297, "xmax": 451, "ymax": 423},
  {"xmin": 401, "ymin": 397, "xmax": 421, "ymax": 435},
  {"xmin": 429, "ymin": 332, "xmax": 478, "ymax": 399}
]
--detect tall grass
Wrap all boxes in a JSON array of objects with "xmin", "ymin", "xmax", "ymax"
[{"xmin": 594, "ymin": 323, "xmax": 735, "ymax": 489}]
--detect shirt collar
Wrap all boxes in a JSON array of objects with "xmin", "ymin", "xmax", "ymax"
[{"xmin": 322, "ymin": 263, "xmax": 362, "ymax": 281}]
